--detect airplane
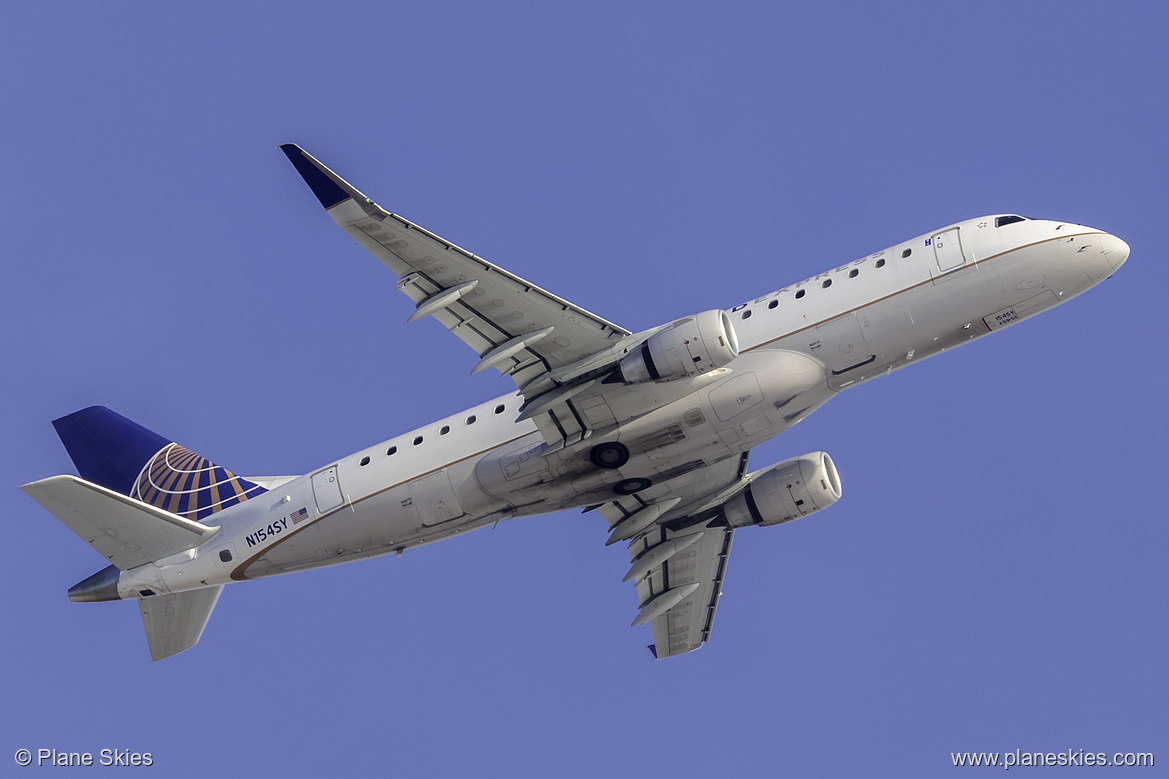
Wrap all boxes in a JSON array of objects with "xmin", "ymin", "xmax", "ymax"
[{"xmin": 22, "ymin": 145, "xmax": 1130, "ymax": 660}]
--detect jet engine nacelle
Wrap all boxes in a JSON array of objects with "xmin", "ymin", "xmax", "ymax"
[
  {"xmin": 617, "ymin": 310, "xmax": 739, "ymax": 383},
  {"xmin": 723, "ymin": 452, "xmax": 842, "ymax": 528}
]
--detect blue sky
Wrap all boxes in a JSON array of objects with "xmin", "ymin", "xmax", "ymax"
[{"xmin": 3, "ymin": 2, "xmax": 1165, "ymax": 776}]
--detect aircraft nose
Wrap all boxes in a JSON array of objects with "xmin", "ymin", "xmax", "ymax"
[{"xmin": 1101, "ymin": 233, "xmax": 1130, "ymax": 270}]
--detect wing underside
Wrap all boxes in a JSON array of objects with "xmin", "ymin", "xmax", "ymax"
[
  {"xmin": 600, "ymin": 452, "xmax": 750, "ymax": 658},
  {"xmin": 635, "ymin": 524, "xmax": 734, "ymax": 658},
  {"xmin": 280, "ymin": 144, "xmax": 635, "ymax": 450}
]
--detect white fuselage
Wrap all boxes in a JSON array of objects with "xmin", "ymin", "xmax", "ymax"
[{"xmin": 115, "ymin": 217, "xmax": 1127, "ymax": 599}]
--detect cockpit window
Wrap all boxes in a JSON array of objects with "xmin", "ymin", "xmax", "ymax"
[{"xmin": 995, "ymin": 215, "xmax": 1027, "ymax": 227}]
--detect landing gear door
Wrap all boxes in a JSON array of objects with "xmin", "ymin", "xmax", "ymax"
[
  {"xmin": 311, "ymin": 466, "xmax": 344, "ymax": 514},
  {"xmin": 932, "ymin": 227, "xmax": 966, "ymax": 273}
]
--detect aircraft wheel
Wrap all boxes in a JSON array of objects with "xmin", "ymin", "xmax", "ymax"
[
  {"xmin": 590, "ymin": 442, "xmax": 629, "ymax": 470},
  {"xmin": 614, "ymin": 477, "xmax": 652, "ymax": 495}
]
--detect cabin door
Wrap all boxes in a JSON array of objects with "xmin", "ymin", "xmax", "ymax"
[
  {"xmin": 932, "ymin": 227, "xmax": 967, "ymax": 272},
  {"xmin": 311, "ymin": 466, "xmax": 344, "ymax": 513}
]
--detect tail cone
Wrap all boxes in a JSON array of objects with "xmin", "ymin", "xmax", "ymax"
[{"xmin": 68, "ymin": 564, "xmax": 121, "ymax": 602}]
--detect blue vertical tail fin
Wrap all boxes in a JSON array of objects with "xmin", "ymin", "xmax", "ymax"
[{"xmin": 51, "ymin": 406, "xmax": 266, "ymax": 522}]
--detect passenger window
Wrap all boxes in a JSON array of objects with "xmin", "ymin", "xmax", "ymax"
[
  {"xmin": 741, "ymin": 310, "xmax": 752, "ymax": 319},
  {"xmin": 821, "ymin": 279, "xmax": 832, "ymax": 288},
  {"xmin": 494, "ymin": 404, "xmax": 505, "ymax": 414},
  {"xmin": 466, "ymin": 415, "xmax": 477, "ymax": 425},
  {"xmin": 848, "ymin": 269, "xmax": 859, "ymax": 278},
  {"xmin": 387, "ymin": 446, "xmax": 397, "ymax": 455},
  {"xmin": 360, "ymin": 456, "xmax": 371, "ymax": 466},
  {"xmin": 901, "ymin": 249, "xmax": 912, "ymax": 258},
  {"xmin": 875, "ymin": 258, "xmax": 886, "ymax": 268},
  {"xmin": 440, "ymin": 425, "xmax": 450, "ymax": 435},
  {"xmin": 795, "ymin": 289, "xmax": 806, "ymax": 299},
  {"xmin": 767, "ymin": 300, "xmax": 778, "ymax": 309},
  {"xmin": 413, "ymin": 436, "xmax": 423, "ymax": 446}
]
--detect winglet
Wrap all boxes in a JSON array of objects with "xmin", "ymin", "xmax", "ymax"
[
  {"xmin": 279, "ymin": 144, "xmax": 353, "ymax": 209},
  {"xmin": 279, "ymin": 144, "xmax": 389, "ymax": 221}
]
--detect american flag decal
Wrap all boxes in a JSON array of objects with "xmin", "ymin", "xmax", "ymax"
[{"xmin": 290, "ymin": 507, "xmax": 310, "ymax": 524}]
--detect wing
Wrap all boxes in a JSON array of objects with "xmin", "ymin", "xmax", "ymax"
[
  {"xmin": 280, "ymin": 145, "xmax": 639, "ymax": 449},
  {"xmin": 599, "ymin": 453, "xmax": 750, "ymax": 658},
  {"xmin": 279, "ymin": 145, "xmax": 635, "ymax": 447}
]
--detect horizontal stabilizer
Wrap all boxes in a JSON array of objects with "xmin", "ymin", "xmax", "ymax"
[
  {"xmin": 140, "ymin": 586, "xmax": 223, "ymax": 661},
  {"xmin": 22, "ymin": 476, "xmax": 218, "ymax": 570},
  {"xmin": 243, "ymin": 475, "xmax": 298, "ymax": 490}
]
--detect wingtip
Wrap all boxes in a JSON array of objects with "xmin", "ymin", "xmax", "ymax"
[{"xmin": 279, "ymin": 144, "xmax": 352, "ymax": 210}]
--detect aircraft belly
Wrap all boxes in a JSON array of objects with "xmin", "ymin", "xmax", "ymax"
[{"xmin": 474, "ymin": 350, "xmax": 832, "ymax": 510}]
